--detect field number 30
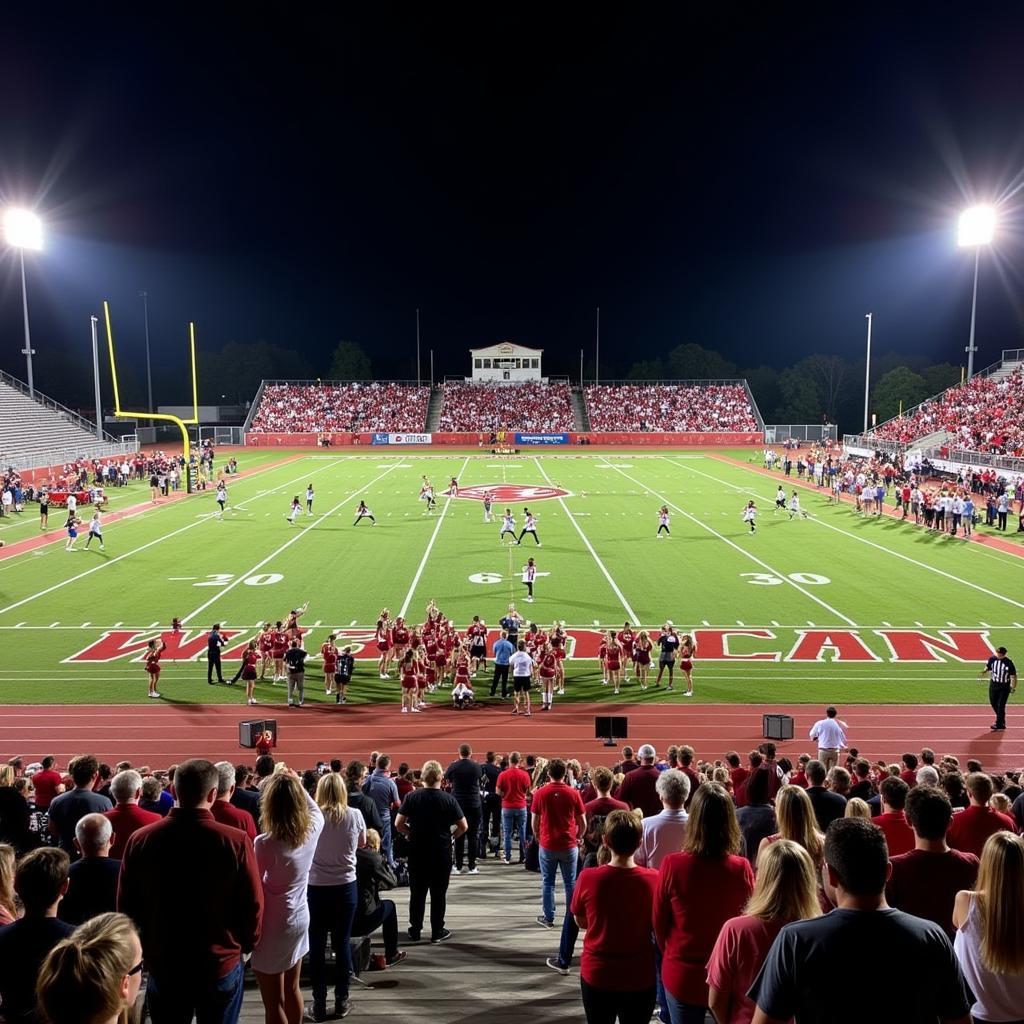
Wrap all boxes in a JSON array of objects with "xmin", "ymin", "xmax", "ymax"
[
  {"xmin": 741, "ymin": 572, "xmax": 830, "ymax": 586},
  {"xmin": 194, "ymin": 573, "xmax": 283, "ymax": 587}
]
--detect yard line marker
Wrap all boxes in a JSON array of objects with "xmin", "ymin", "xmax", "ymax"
[
  {"xmin": 737, "ymin": 620, "xmax": 745, "ymax": 626},
  {"xmin": 397, "ymin": 456, "xmax": 472, "ymax": 619},
  {"xmin": 882, "ymin": 621, "xmax": 892, "ymax": 627},
  {"xmin": 82, "ymin": 621, "xmax": 90, "ymax": 627},
  {"xmin": 807, "ymin": 621, "xmax": 816, "ymax": 627},
  {"xmin": 1015, "ymin": 622, "xmax": 1024, "ymax": 628},
  {"xmin": 534, "ymin": 458, "xmax": 639, "ymax": 622},
  {"xmin": 114, "ymin": 621, "xmax": 122, "ymax": 627},
  {"xmin": 49, "ymin": 621, "xmax": 59, "ymax": 627},
  {"xmin": 946, "ymin": 621, "xmax": 957, "ymax": 627},
  {"xmin": 703, "ymin": 619, "xmax": 711, "ymax": 626},
  {"xmin": 603, "ymin": 458, "xmax": 857, "ymax": 627},
  {"xmin": 770, "ymin": 619, "xmax": 780, "ymax": 627},
  {"xmin": 980, "ymin": 621, "xmax": 991, "ymax": 628},
  {"xmin": 915, "ymin": 621, "xmax": 924, "ymax": 627},
  {"xmin": 349, "ymin": 619, "xmax": 357, "ymax": 626},
  {"xmin": 182, "ymin": 462, "xmax": 404, "ymax": 625},
  {"xmin": 148, "ymin": 621, "xmax": 158, "ymax": 627},
  {"xmin": 14, "ymin": 622, "xmax": 24, "ymax": 627}
]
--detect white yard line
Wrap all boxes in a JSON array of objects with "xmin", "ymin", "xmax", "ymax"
[
  {"xmin": 397, "ymin": 457, "xmax": 472, "ymax": 618},
  {"xmin": 601, "ymin": 457, "xmax": 858, "ymax": 627},
  {"xmin": 667, "ymin": 458, "xmax": 1024, "ymax": 614},
  {"xmin": 182, "ymin": 462, "xmax": 404, "ymax": 625},
  {"xmin": 534, "ymin": 458, "xmax": 640, "ymax": 622}
]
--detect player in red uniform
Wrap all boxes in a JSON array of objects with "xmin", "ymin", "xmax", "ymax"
[
  {"xmin": 633, "ymin": 629, "xmax": 653, "ymax": 690},
  {"xmin": 617, "ymin": 623, "xmax": 635, "ymax": 682},
  {"xmin": 679, "ymin": 633, "xmax": 698, "ymax": 697},
  {"xmin": 271, "ymin": 620, "xmax": 288, "ymax": 682},
  {"xmin": 257, "ymin": 622, "xmax": 274, "ymax": 680},
  {"xmin": 239, "ymin": 639, "xmax": 260, "ymax": 706},
  {"xmin": 321, "ymin": 634, "xmax": 339, "ymax": 696},
  {"xmin": 375, "ymin": 609, "xmax": 393, "ymax": 679},
  {"xmin": 145, "ymin": 638, "xmax": 166, "ymax": 699},
  {"xmin": 399, "ymin": 650, "xmax": 420, "ymax": 714},
  {"xmin": 538, "ymin": 641, "xmax": 558, "ymax": 711}
]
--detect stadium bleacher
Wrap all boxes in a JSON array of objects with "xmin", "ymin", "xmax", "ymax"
[
  {"xmin": 584, "ymin": 383, "xmax": 759, "ymax": 432},
  {"xmin": 247, "ymin": 382, "xmax": 431, "ymax": 433},
  {"xmin": 436, "ymin": 381, "xmax": 574, "ymax": 432}
]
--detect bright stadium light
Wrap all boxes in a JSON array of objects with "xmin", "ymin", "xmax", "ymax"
[
  {"xmin": 3, "ymin": 207, "xmax": 43, "ymax": 396},
  {"xmin": 957, "ymin": 205, "xmax": 996, "ymax": 380},
  {"xmin": 957, "ymin": 204, "xmax": 995, "ymax": 248}
]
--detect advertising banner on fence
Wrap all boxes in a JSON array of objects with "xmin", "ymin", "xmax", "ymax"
[
  {"xmin": 372, "ymin": 432, "xmax": 433, "ymax": 445},
  {"xmin": 514, "ymin": 432, "xmax": 570, "ymax": 446}
]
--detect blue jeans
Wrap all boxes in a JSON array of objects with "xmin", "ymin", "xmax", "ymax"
[
  {"xmin": 307, "ymin": 880, "xmax": 358, "ymax": 1009},
  {"xmin": 539, "ymin": 846, "xmax": 577, "ymax": 923},
  {"xmin": 146, "ymin": 961, "xmax": 244, "ymax": 1024},
  {"xmin": 502, "ymin": 807, "xmax": 527, "ymax": 861},
  {"xmin": 662, "ymin": 989, "xmax": 708, "ymax": 1024},
  {"xmin": 556, "ymin": 908, "xmax": 579, "ymax": 967}
]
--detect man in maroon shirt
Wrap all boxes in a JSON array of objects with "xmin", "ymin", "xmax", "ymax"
[
  {"xmin": 210, "ymin": 762, "xmax": 258, "ymax": 840},
  {"xmin": 584, "ymin": 766, "xmax": 629, "ymax": 817},
  {"xmin": 31, "ymin": 756, "xmax": 64, "ymax": 810},
  {"xmin": 616, "ymin": 747, "xmax": 639, "ymax": 774},
  {"xmin": 947, "ymin": 772, "xmax": 1016, "ymax": 857},
  {"xmin": 678, "ymin": 745, "xmax": 701, "ymax": 809},
  {"xmin": 726, "ymin": 751, "xmax": 749, "ymax": 806},
  {"xmin": 118, "ymin": 759, "xmax": 263, "ymax": 1024},
  {"xmin": 531, "ymin": 758, "xmax": 586, "ymax": 928},
  {"xmin": 788, "ymin": 753, "xmax": 810, "ymax": 789},
  {"xmin": 887, "ymin": 785, "xmax": 979, "ymax": 939},
  {"xmin": 618, "ymin": 745, "xmax": 663, "ymax": 817},
  {"xmin": 899, "ymin": 752, "xmax": 919, "ymax": 788},
  {"xmin": 104, "ymin": 770, "xmax": 161, "ymax": 860},
  {"xmin": 871, "ymin": 776, "xmax": 915, "ymax": 857},
  {"xmin": 496, "ymin": 750, "xmax": 532, "ymax": 863}
]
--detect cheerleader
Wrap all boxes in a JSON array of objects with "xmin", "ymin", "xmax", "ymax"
[
  {"xmin": 617, "ymin": 623, "xmax": 635, "ymax": 681},
  {"xmin": 538, "ymin": 641, "xmax": 558, "ymax": 711},
  {"xmin": 657, "ymin": 506, "xmax": 670, "ymax": 537},
  {"xmin": 284, "ymin": 602, "xmax": 308, "ymax": 648},
  {"xmin": 679, "ymin": 633, "xmax": 697, "ymax": 697},
  {"xmin": 84, "ymin": 510, "xmax": 105, "ymax": 551},
  {"xmin": 321, "ymin": 634, "xmax": 339, "ymax": 695},
  {"xmin": 375, "ymin": 609, "xmax": 393, "ymax": 678},
  {"xmin": 257, "ymin": 623, "xmax": 274, "ymax": 679},
  {"xmin": 392, "ymin": 616, "xmax": 410, "ymax": 662},
  {"xmin": 271, "ymin": 620, "xmax": 288, "ymax": 682},
  {"xmin": 419, "ymin": 477, "xmax": 436, "ymax": 514},
  {"xmin": 788, "ymin": 491, "xmax": 808, "ymax": 520},
  {"xmin": 499, "ymin": 508, "xmax": 517, "ymax": 544},
  {"xmin": 452, "ymin": 644, "xmax": 472, "ymax": 704},
  {"xmin": 447, "ymin": 475, "xmax": 459, "ymax": 497},
  {"xmin": 64, "ymin": 511, "xmax": 81, "ymax": 551},
  {"xmin": 145, "ymin": 638, "xmax": 166, "ymax": 699},
  {"xmin": 482, "ymin": 490, "xmax": 494, "ymax": 523},
  {"xmin": 523, "ymin": 557, "xmax": 537, "ymax": 603},
  {"xmin": 603, "ymin": 630, "xmax": 623, "ymax": 694},
  {"xmin": 305, "ymin": 483, "xmax": 315, "ymax": 515},
  {"xmin": 634, "ymin": 629, "xmax": 653, "ymax": 690},
  {"xmin": 517, "ymin": 509, "xmax": 541, "ymax": 546},
  {"xmin": 215, "ymin": 481, "xmax": 227, "ymax": 518},
  {"xmin": 550, "ymin": 623, "xmax": 567, "ymax": 694},
  {"xmin": 286, "ymin": 496, "xmax": 301, "ymax": 524},
  {"xmin": 239, "ymin": 639, "xmax": 260, "ymax": 705},
  {"xmin": 742, "ymin": 500, "xmax": 757, "ymax": 534},
  {"xmin": 399, "ymin": 651, "xmax": 420, "ymax": 713},
  {"xmin": 353, "ymin": 500, "xmax": 376, "ymax": 526}
]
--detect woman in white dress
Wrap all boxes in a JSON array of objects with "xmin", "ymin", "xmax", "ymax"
[{"xmin": 253, "ymin": 771, "xmax": 325, "ymax": 1024}]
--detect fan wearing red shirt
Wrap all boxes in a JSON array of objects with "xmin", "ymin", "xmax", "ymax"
[
  {"xmin": 947, "ymin": 772, "xmax": 1016, "ymax": 857},
  {"xmin": 104, "ymin": 769, "xmax": 161, "ymax": 860},
  {"xmin": 899, "ymin": 752, "xmax": 919, "ymax": 787},
  {"xmin": 209, "ymin": 761, "xmax": 258, "ymax": 841},
  {"xmin": 31, "ymin": 757, "xmax": 64, "ymax": 810},
  {"xmin": 653, "ymin": 783, "xmax": 754, "ymax": 1020},
  {"xmin": 531, "ymin": 759, "xmax": 587, "ymax": 927},
  {"xmin": 497, "ymin": 752, "xmax": 532, "ymax": 864},
  {"xmin": 870, "ymin": 776, "xmax": 915, "ymax": 857},
  {"xmin": 584, "ymin": 766, "xmax": 630, "ymax": 818},
  {"xmin": 726, "ymin": 752, "xmax": 749, "ymax": 807},
  {"xmin": 618, "ymin": 745, "xmax": 663, "ymax": 818},
  {"xmin": 571, "ymin": 810, "xmax": 660, "ymax": 1022}
]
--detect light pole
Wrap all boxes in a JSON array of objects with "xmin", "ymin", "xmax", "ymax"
[
  {"xmin": 140, "ymin": 290, "xmax": 153, "ymax": 412},
  {"xmin": 90, "ymin": 315, "xmax": 103, "ymax": 440},
  {"xmin": 957, "ymin": 205, "xmax": 996, "ymax": 380},
  {"xmin": 3, "ymin": 208, "xmax": 43, "ymax": 397},
  {"xmin": 863, "ymin": 312, "xmax": 872, "ymax": 433}
]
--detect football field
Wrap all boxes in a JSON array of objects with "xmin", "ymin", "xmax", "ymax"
[{"xmin": 1, "ymin": 448, "xmax": 1021, "ymax": 706}]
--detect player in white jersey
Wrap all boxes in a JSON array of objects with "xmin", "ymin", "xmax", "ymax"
[
  {"xmin": 419, "ymin": 476, "xmax": 436, "ymax": 513},
  {"xmin": 305, "ymin": 484, "xmax": 315, "ymax": 515},
  {"xmin": 287, "ymin": 496, "xmax": 301, "ymax": 523},
  {"xmin": 499, "ymin": 508, "xmax": 517, "ymax": 544},
  {"xmin": 517, "ymin": 508, "xmax": 541, "ymax": 546},
  {"xmin": 788, "ymin": 491, "xmax": 807, "ymax": 520},
  {"xmin": 523, "ymin": 557, "xmax": 538, "ymax": 602},
  {"xmin": 84, "ymin": 510, "xmax": 105, "ymax": 551},
  {"xmin": 742, "ymin": 500, "xmax": 757, "ymax": 533},
  {"xmin": 774, "ymin": 486, "xmax": 786, "ymax": 512},
  {"xmin": 657, "ymin": 506, "xmax": 670, "ymax": 537},
  {"xmin": 215, "ymin": 481, "xmax": 227, "ymax": 518}
]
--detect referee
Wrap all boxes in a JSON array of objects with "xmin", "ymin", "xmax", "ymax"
[{"xmin": 979, "ymin": 646, "xmax": 1017, "ymax": 731}]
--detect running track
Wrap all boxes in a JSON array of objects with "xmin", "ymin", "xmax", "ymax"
[{"xmin": 1, "ymin": 702, "xmax": 1019, "ymax": 771}]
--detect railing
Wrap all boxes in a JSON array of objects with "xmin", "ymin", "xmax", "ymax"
[
  {"xmin": 0, "ymin": 369, "xmax": 121, "ymax": 444},
  {"xmin": 764, "ymin": 424, "xmax": 838, "ymax": 443},
  {"xmin": 582, "ymin": 378, "xmax": 753, "ymax": 387},
  {"xmin": 442, "ymin": 376, "xmax": 571, "ymax": 384},
  {"xmin": 2, "ymin": 438, "xmax": 140, "ymax": 472},
  {"xmin": 1001, "ymin": 348, "xmax": 1024, "ymax": 364},
  {"xmin": 241, "ymin": 380, "xmax": 267, "ymax": 434},
  {"xmin": 916, "ymin": 446, "xmax": 1024, "ymax": 475},
  {"xmin": 843, "ymin": 433, "xmax": 909, "ymax": 455}
]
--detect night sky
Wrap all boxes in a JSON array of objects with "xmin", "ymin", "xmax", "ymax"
[{"xmin": 2, "ymin": 7, "xmax": 1023, "ymax": 403}]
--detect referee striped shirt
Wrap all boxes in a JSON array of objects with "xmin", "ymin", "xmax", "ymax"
[{"xmin": 987, "ymin": 656, "xmax": 1016, "ymax": 686}]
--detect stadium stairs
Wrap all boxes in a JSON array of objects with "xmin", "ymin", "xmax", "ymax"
[
  {"xmin": 570, "ymin": 386, "xmax": 590, "ymax": 430},
  {"xmin": 425, "ymin": 386, "xmax": 444, "ymax": 431},
  {"xmin": 0, "ymin": 373, "xmax": 132, "ymax": 469}
]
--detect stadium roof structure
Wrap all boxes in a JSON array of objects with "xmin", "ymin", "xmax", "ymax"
[{"xmin": 468, "ymin": 341, "xmax": 543, "ymax": 356}]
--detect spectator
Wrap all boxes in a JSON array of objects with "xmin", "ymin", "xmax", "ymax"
[
  {"xmin": 30, "ymin": 756, "xmax": 64, "ymax": 811},
  {"xmin": 47, "ymin": 755, "xmax": 113, "ymax": 858},
  {"xmin": 230, "ymin": 764, "xmax": 260, "ymax": 822},
  {"xmin": 306, "ymin": 773, "xmax": 365, "ymax": 1022},
  {"xmin": 584, "ymin": 383, "xmax": 758, "ymax": 433},
  {"xmin": 737, "ymin": 770, "xmax": 777, "ymax": 867},
  {"xmin": 844, "ymin": 798, "xmax": 872, "ymax": 819},
  {"xmin": 952, "ymin": 832, "xmax": 1024, "ymax": 1023},
  {"xmin": 847, "ymin": 760, "xmax": 875, "ymax": 801},
  {"xmin": 138, "ymin": 776, "xmax": 168, "ymax": 817},
  {"xmin": 36, "ymin": 912, "xmax": 143, "ymax": 1024},
  {"xmin": 635, "ymin": 769, "xmax": 691, "ymax": 869},
  {"xmin": 479, "ymin": 751, "xmax": 502, "ymax": 860},
  {"xmin": 570, "ymin": 810, "xmax": 660, "ymax": 1024},
  {"xmin": 900, "ymin": 753, "xmax": 920, "ymax": 787},
  {"xmin": 677, "ymin": 747, "xmax": 700, "ymax": 809},
  {"xmin": 362, "ymin": 755, "xmax": 400, "ymax": 868},
  {"xmin": 654, "ymin": 782, "xmax": 754, "ymax": 1024},
  {"xmin": 618, "ymin": 744, "xmax": 664, "ymax": 818},
  {"xmin": 757, "ymin": 785, "xmax": 825, "ymax": 878},
  {"xmin": 917, "ymin": 764, "xmax": 941, "ymax": 788},
  {"xmin": 352, "ymin": 828, "xmax": 406, "ymax": 968},
  {"xmin": 104, "ymin": 770, "xmax": 161, "ymax": 860},
  {"xmin": 439, "ymin": 381, "xmax": 574, "ymax": 433},
  {"xmin": 59, "ymin": 814, "xmax": 119, "ymax": 926},
  {"xmin": 708, "ymin": 840, "xmax": 822, "ymax": 1024},
  {"xmin": 583, "ymin": 765, "xmax": 629, "ymax": 817},
  {"xmin": 118, "ymin": 758, "xmax": 263, "ymax": 1024},
  {"xmin": 748, "ymin": 818, "xmax": 972, "ymax": 1024},
  {"xmin": 0, "ymin": 763, "xmax": 32, "ymax": 853},
  {"xmin": 887, "ymin": 786, "xmax": 979, "ymax": 940},
  {"xmin": 248, "ymin": 382, "xmax": 430, "ymax": 434},
  {"xmin": 870, "ymin": 776, "xmax": 915, "ymax": 857},
  {"xmin": 497, "ymin": 751, "xmax": 532, "ymax": 864},
  {"xmin": 343, "ymin": 761, "xmax": 384, "ymax": 837},
  {"xmin": 531, "ymin": 758, "xmax": 587, "ymax": 929},
  {"xmin": 0, "ymin": 843, "xmax": 16, "ymax": 926},
  {"xmin": 808, "ymin": 707, "xmax": 847, "ymax": 772},
  {"xmin": 444, "ymin": 744, "xmax": 483, "ymax": 875},
  {"xmin": 0, "ymin": 847, "xmax": 73, "ymax": 1024},
  {"xmin": 948, "ymin": 773, "xmax": 1017, "ymax": 857},
  {"xmin": 210, "ymin": 762, "xmax": 257, "ymax": 840},
  {"xmin": 394, "ymin": 759, "xmax": 467, "ymax": 944},
  {"xmin": 726, "ymin": 752, "xmax": 749, "ymax": 806},
  {"xmin": 804, "ymin": 759, "xmax": 846, "ymax": 833}
]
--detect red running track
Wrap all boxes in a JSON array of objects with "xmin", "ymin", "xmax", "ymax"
[{"xmin": 0, "ymin": 702, "xmax": 1020, "ymax": 772}]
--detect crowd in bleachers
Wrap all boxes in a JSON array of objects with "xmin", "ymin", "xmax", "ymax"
[
  {"xmin": 437, "ymin": 381, "xmax": 574, "ymax": 432},
  {"xmin": 870, "ymin": 366, "xmax": 1024, "ymax": 454},
  {"xmin": 248, "ymin": 383, "xmax": 431, "ymax": 433},
  {"xmin": 1, "ymin": 735, "xmax": 1022, "ymax": 1024},
  {"xmin": 584, "ymin": 383, "xmax": 759, "ymax": 432}
]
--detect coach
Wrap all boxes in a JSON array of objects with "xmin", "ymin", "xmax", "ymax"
[
  {"xmin": 979, "ymin": 646, "xmax": 1016, "ymax": 731},
  {"xmin": 491, "ymin": 630, "xmax": 514, "ymax": 699}
]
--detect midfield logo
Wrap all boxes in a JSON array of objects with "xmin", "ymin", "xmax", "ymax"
[{"xmin": 456, "ymin": 484, "xmax": 569, "ymax": 502}]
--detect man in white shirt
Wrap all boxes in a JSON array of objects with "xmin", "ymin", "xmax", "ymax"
[
  {"xmin": 634, "ymin": 769, "xmax": 690, "ymax": 869},
  {"xmin": 809, "ymin": 706, "xmax": 848, "ymax": 771},
  {"xmin": 509, "ymin": 642, "xmax": 535, "ymax": 717}
]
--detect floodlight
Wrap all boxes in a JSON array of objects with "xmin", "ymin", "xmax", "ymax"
[
  {"xmin": 958, "ymin": 205, "xmax": 995, "ymax": 247},
  {"xmin": 3, "ymin": 208, "xmax": 43, "ymax": 251}
]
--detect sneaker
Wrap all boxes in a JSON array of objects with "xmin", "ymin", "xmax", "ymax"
[
  {"xmin": 407, "ymin": 928, "xmax": 421, "ymax": 942},
  {"xmin": 411, "ymin": 707, "xmax": 421, "ymax": 713},
  {"xmin": 148, "ymin": 692, "xmax": 160, "ymax": 699},
  {"xmin": 288, "ymin": 701, "xmax": 294, "ymax": 707},
  {"xmin": 545, "ymin": 957, "xmax": 569, "ymax": 976},
  {"xmin": 401, "ymin": 706, "xmax": 409, "ymax": 713},
  {"xmin": 451, "ymin": 864, "xmax": 460, "ymax": 875},
  {"xmin": 536, "ymin": 914, "xmax": 554, "ymax": 928},
  {"xmin": 334, "ymin": 1001, "xmax": 353, "ymax": 1019},
  {"xmin": 430, "ymin": 929, "xmax": 453, "ymax": 943},
  {"xmin": 467, "ymin": 867, "xmax": 480, "ymax": 875},
  {"xmin": 501, "ymin": 856, "xmax": 510, "ymax": 864},
  {"xmin": 524, "ymin": 710, "xmax": 532, "ymax": 716},
  {"xmin": 386, "ymin": 950, "xmax": 408, "ymax": 967},
  {"xmin": 302, "ymin": 1003, "xmax": 329, "ymax": 1023},
  {"xmin": 684, "ymin": 690, "xmax": 693, "ymax": 697}
]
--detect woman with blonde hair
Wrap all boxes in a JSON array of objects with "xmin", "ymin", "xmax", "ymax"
[
  {"xmin": 953, "ymin": 831, "xmax": 1024, "ymax": 1023},
  {"xmin": 0, "ymin": 843, "xmax": 16, "ymax": 925},
  {"xmin": 36, "ymin": 912, "xmax": 143, "ymax": 1024},
  {"xmin": 306, "ymin": 773, "xmax": 367, "ymax": 1022},
  {"xmin": 253, "ymin": 771, "xmax": 325, "ymax": 1024},
  {"xmin": 634, "ymin": 630, "xmax": 653, "ymax": 689},
  {"xmin": 707, "ymin": 840, "xmax": 821, "ymax": 1024},
  {"xmin": 757, "ymin": 785, "xmax": 824, "ymax": 869},
  {"xmin": 843, "ymin": 797, "xmax": 871, "ymax": 819}
]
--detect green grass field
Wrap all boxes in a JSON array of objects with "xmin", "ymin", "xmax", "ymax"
[{"xmin": 1, "ymin": 448, "xmax": 1020, "ymax": 705}]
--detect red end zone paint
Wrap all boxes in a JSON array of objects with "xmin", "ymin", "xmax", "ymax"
[
  {"xmin": 64, "ymin": 627, "xmax": 997, "ymax": 664},
  {"xmin": 455, "ymin": 484, "xmax": 569, "ymax": 502}
]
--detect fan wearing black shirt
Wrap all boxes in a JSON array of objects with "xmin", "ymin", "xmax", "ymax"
[
  {"xmin": 655, "ymin": 625, "xmax": 680, "ymax": 689},
  {"xmin": 444, "ymin": 745, "xmax": 483, "ymax": 873},
  {"xmin": 206, "ymin": 623, "xmax": 226, "ymax": 685},
  {"xmin": 284, "ymin": 640, "xmax": 308, "ymax": 707},
  {"xmin": 479, "ymin": 753, "xmax": 502, "ymax": 860},
  {"xmin": 749, "ymin": 818, "xmax": 971, "ymax": 1024}
]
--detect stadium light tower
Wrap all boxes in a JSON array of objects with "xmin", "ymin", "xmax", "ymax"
[
  {"xmin": 958, "ymin": 204, "xmax": 995, "ymax": 380},
  {"xmin": 3, "ymin": 208, "xmax": 43, "ymax": 398}
]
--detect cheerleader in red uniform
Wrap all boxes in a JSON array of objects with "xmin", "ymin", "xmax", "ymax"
[
  {"xmin": 617, "ymin": 623, "xmax": 635, "ymax": 682},
  {"xmin": 634, "ymin": 629, "xmax": 653, "ymax": 690},
  {"xmin": 271, "ymin": 620, "xmax": 288, "ymax": 683},
  {"xmin": 145, "ymin": 638, "xmax": 166, "ymax": 699},
  {"xmin": 550, "ymin": 624, "xmax": 567, "ymax": 694},
  {"xmin": 452, "ymin": 644, "xmax": 472, "ymax": 701},
  {"xmin": 392, "ymin": 617, "xmax": 410, "ymax": 663},
  {"xmin": 399, "ymin": 651, "xmax": 419, "ymax": 714},
  {"xmin": 240, "ymin": 639, "xmax": 260, "ymax": 705},
  {"xmin": 284, "ymin": 601, "xmax": 308, "ymax": 648},
  {"xmin": 375, "ymin": 609, "xmax": 393, "ymax": 679},
  {"xmin": 424, "ymin": 630, "xmax": 440, "ymax": 693},
  {"xmin": 603, "ymin": 630, "xmax": 623, "ymax": 694},
  {"xmin": 538, "ymin": 641, "xmax": 558, "ymax": 711},
  {"xmin": 679, "ymin": 633, "xmax": 698, "ymax": 697},
  {"xmin": 321, "ymin": 634, "xmax": 339, "ymax": 696},
  {"xmin": 257, "ymin": 622, "xmax": 274, "ymax": 680}
]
